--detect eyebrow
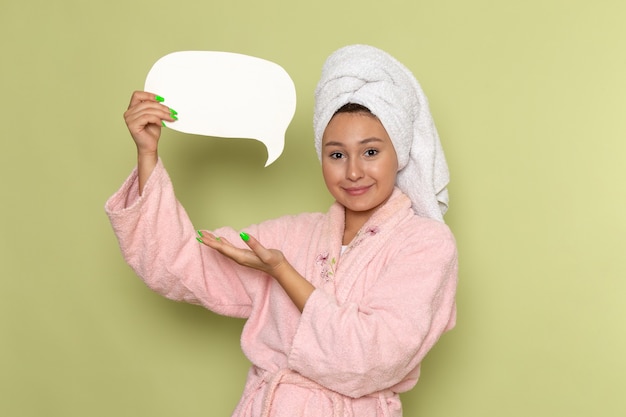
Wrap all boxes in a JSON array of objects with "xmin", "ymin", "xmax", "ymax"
[{"xmin": 324, "ymin": 137, "xmax": 384, "ymax": 147}]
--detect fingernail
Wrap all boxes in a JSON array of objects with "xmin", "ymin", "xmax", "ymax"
[
  {"xmin": 197, "ymin": 230, "xmax": 203, "ymax": 237},
  {"xmin": 215, "ymin": 236, "xmax": 221, "ymax": 241},
  {"xmin": 161, "ymin": 121, "xmax": 166, "ymax": 127},
  {"xmin": 170, "ymin": 108, "xmax": 178, "ymax": 116},
  {"xmin": 196, "ymin": 237, "xmax": 203, "ymax": 243},
  {"xmin": 171, "ymin": 113, "xmax": 178, "ymax": 121},
  {"xmin": 240, "ymin": 232, "xmax": 250, "ymax": 241},
  {"xmin": 155, "ymin": 95, "xmax": 165, "ymax": 102}
]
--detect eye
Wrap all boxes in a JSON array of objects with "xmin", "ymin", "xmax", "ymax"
[
  {"xmin": 364, "ymin": 148, "xmax": 379, "ymax": 157},
  {"xmin": 329, "ymin": 152, "xmax": 344, "ymax": 159}
]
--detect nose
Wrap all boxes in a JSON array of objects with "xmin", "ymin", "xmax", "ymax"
[{"xmin": 346, "ymin": 158, "xmax": 364, "ymax": 181}]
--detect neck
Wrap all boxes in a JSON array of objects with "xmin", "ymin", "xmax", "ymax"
[
  {"xmin": 342, "ymin": 209, "xmax": 373, "ymax": 245},
  {"xmin": 340, "ymin": 190, "xmax": 399, "ymax": 245}
]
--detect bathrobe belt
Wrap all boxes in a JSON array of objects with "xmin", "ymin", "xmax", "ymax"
[{"xmin": 256, "ymin": 366, "xmax": 395, "ymax": 417}]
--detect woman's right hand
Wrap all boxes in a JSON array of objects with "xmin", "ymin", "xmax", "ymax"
[
  {"xmin": 124, "ymin": 91, "xmax": 177, "ymax": 156},
  {"xmin": 123, "ymin": 91, "xmax": 177, "ymax": 195}
]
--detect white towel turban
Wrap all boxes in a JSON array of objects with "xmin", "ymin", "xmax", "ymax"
[{"xmin": 313, "ymin": 44, "xmax": 450, "ymax": 222}]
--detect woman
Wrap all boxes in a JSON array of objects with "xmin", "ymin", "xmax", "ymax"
[{"xmin": 106, "ymin": 44, "xmax": 457, "ymax": 417}]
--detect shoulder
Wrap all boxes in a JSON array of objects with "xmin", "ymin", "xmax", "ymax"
[
  {"xmin": 412, "ymin": 216, "xmax": 455, "ymax": 241},
  {"xmin": 393, "ymin": 214, "xmax": 457, "ymax": 257},
  {"xmin": 380, "ymin": 188, "xmax": 454, "ymax": 244}
]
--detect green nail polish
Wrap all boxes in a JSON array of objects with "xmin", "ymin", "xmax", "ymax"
[
  {"xmin": 155, "ymin": 95, "xmax": 165, "ymax": 102},
  {"xmin": 170, "ymin": 108, "xmax": 178, "ymax": 116},
  {"xmin": 161, "ymin": 121, "xmax": 166, "ymax": 127},
  {"xmin": 240, "ymin": 232, "xmax": 250, "ymax": 241},
  {"xmin": 215, "ymin": 237, "xmax": 221, "ymax": 241},
  {"xmin": 171, "ymin": 114, "xmax": 178, "ymax": 121},
  {"xmin": 197, "ymin": 230, "xmax": 203, "ymax": 237},
  {"xmin": 196, "ymin": 237, "xmax": 203, "ymax": 243}
]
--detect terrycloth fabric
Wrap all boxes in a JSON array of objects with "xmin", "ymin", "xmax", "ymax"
[
  {"xmin": 105, "ymin": 160, "xmax": 458, "ymax": 417},
  {"xmin": 313, "ymin": 44, "xmax": 450, "ymax": 222}
]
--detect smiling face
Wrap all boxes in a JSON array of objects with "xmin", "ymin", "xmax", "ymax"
[{"xmin": 321, "ymin": 110, "xmax": 399, "ymax": 235}]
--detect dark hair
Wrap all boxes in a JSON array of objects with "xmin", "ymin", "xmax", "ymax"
[{"xmin": 334, "ymin": 102, "xmax": 372, "ymax": 115}]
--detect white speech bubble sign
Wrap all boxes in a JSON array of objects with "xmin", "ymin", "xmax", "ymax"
[{"xmin": 144, "ymin": 51, "xmax": 296, "ymax": 166}]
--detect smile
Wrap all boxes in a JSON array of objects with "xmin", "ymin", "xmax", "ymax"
[{"xmin": 343, "ymin": 185, "xmax": 372, "ymax": 196}]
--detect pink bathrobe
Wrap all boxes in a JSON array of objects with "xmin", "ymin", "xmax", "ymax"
[{"xmin": 105, "ymin": 159, "xmax": 458, "ymax": 417}]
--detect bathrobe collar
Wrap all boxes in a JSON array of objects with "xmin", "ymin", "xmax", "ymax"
[{"xmin": 315, "ymin": 187, "xmax": 415, "ymax": 302}]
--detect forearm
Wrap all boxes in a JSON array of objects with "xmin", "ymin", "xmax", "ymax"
[
  {"xmin": 107, "ymin": 165, "xmax": 257, "ymax": 316},
  {"xmin": 271, "ymin": 262, "xmax": 315, "ymax": 313},
  {"xmin": 137, "ymin": 151, "xmax": 158, "ymax": 195}
]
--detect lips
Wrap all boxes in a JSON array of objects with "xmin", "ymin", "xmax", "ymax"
[{"xmin": 343, "ymin": 185, "xmax": 372, "ymax": 196}]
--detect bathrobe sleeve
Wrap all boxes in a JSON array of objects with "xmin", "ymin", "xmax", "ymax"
[
  {"xmin": 287, "ymin": 222, "xmax": 458, "ymax": 398},
  {"xmin": 105, "ymin": 159, "xmax": 265, "ymax": 318}
]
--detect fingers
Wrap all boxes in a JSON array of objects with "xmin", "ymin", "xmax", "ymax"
[
  {"xmin": 201, "ymin": 234, "xmax": 250, "ymax": 258},
  {"xmin": 125, "ymin": 96, "xmax": 173, "ymax": 123},
  {"xmin": 196, "ymin": 230, "xmax": 238, "ymax": 255},
  {"xmin": 125, "ymin": 91, "xmax": 177, "ymax": 125},
  {"xmin": 124, "ymin": 91, "xmax": 179, "ymax": 154},
  {"xmin": 238, "ymin": 232, "xmax": 271, "ymax": 262},
  {"xmin": 127, "ymin": 90, "xmax": 163, "ymax": 109},
  {"xmin": 124, "ymin": 103, "xmax": 173, "ymax": 131},
  {"xmin": 196, "ymin": 230, "xmax": 282, "ymax": 272},
  {"xmin": 236, "ymin": 232, "xmax": 286, "ymax": 271}
]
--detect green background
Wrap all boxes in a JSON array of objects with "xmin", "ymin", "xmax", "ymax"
[{"xmin": 2, "ymin": 0, "xmax": 625, "ymax": 416}]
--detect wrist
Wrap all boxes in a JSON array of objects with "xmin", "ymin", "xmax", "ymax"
[
  {"xmin": 137, "ymin": 148, "xmax": 158, "ymax": 160},
  {"xmin": 137, "ymin": 151, "xmax": 158, "ymax": 167},
  {"xmin": 136, "ymin": 152, "xmax": 158, "ymax": 195},
  {"xmin": 270, "ymin": 259, "xmax": 295, "ymax": 282},
  {"xmin": 270, "ymin": 261, "xmax": 315, "ymax": 312}
]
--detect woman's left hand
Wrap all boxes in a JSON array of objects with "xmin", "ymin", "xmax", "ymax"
[
  {"xmin": 196, "ymin": 230, "xmax": 315, "ymax": 312},
  {"xmin": 196, "ymin": 231, "xmax": 287, "ymax": 277}
]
